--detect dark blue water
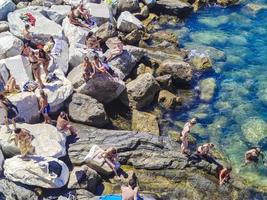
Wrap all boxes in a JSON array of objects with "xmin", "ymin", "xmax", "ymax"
[{"xmin": 169, "ymin": 0, "xmax": 267, "ymax": 189}]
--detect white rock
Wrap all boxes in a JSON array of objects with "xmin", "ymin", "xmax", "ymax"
[
  {"xmin": 0, "ymin": 0, "xmax": 16, "ymax": 21},
  {"xmin": 47, "ymin": 5, "xmax": 71, "ymax": 24},
  {"xmin": 49, "ymin": 39, "xmax": 69, "ymax": 74},
  {"xmin": 0, "ymin": 123, "xmax": 66, "ymax": 158},
  {"xmin": 0, "ymin": 21, "xmax": 9, "ymax": 33},
  {"xmin": 0, "ymin": 148, "xmax": 3, "ymax": 172},
  {"xmin": 62, "ymin": 17, "xmax": 90, "ymax": 46},
  {"xmin": 4, "ymin": 155, "xmax": 69, "ymax": 188},
  {"xmin": 0, "ymin": 31, "xmax": 23, "ymax": 59},
  {"xmin": 8, "ymin": 92, "xmax": 40, "ymax": 124},
  {"xmin": 84, "ymin": 2, "xmax": 114, "ymax": 26},
  {"xmin": 0, "ymin": 55, "xmax": 33, "ymax": 88},
  {"xmin": 8, "ymin": 7, "xmax": 63, "ymax": 42},
  {"xmin": 117, "ymin": 11, "xmax": 143, "ymax": 33},
  {"xmin": 35, "ymin": 69, "xmax": 73, "ymax": 113}
]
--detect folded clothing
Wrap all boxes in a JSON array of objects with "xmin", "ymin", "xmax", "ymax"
[{"xmin": 20, "ymin": 13, "xmax": 36, "ymax": 26}]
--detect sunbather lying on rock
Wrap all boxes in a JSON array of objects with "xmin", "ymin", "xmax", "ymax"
[
  {"xmin": 38, "ymin": 90, "xmax": 51, "ymax": 124},
  {"xmin": 56, "ymin": 111, "xmax": 77, "ymax": 136},
  {"xmin": 100, "ymin": 147, "xmax": 121, "ymax": 178},
  {"xmin": 11, "ymin": 128, "xmax": 34, "ymax": 158},
  {"xmin": 0, "ymin": 94, "xmax": 18, "ymax": 133},
  {"xmin": 68, "ymin": 6, "xmax": 90, "ymax": 28},
  {"xmin": 121, "ymin": 178, "xmax": 140, "ymax": 200},
  {"xmin": 82, "ymin": 56, "xmax": 95, "ymax": 81},
  {"xmin": 106, "ymin": 38, "xmax": 124, "ymax": 61},
  {"xmin": 29, "ymin": 50, "xmax": 45, "ymax": 88},
  {"xmin": 74, "ymin": 4, "xmax": 92, "ymax": 25}
]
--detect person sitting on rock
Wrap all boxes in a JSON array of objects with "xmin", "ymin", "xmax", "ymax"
[
  {"xmin": 12, "ymin": 128, "xmax": 34, "ymax": 158},
  {"xmin": 121, "ymin": 178, "xmax": 140, "ymax": 200},
  {"xmin": 4, "ymin": 76, "xmax": 20, "ymax": 93},
  {"xmin": 29, "ymin": 50, "xmax": 45, "ymax": 88},
  {"xmin": 219, "ymin": 165, "xmax": 232, "ymax": 186},
  {"xmin": 180, "ymin": 118, "xmax": 197, "ymax": 155},
  {"xmin": 38, "ymin": 49, "xmax": 51, "ymax": 77},
  {"xmin": 43, "ymin": 36, "xmax": 55, "ymax": 54},
  {"xmin": 21, "ymin": 42, "xmax": 31, "ymax": 57},
  {"xmin": 0, "ymin": 94, "xmax": 18, "ymax": 133},
  {"xmin": 92, "ymin": 53, "xmax": 109, "ymax": 74},
  {"xmin": 106, "ymin": 39, "xmax": 124, "ymax": 61},
  {"xmin": 243, "ymin": 147, "xmax": 265, "ymax": 166},
  {"xmin": 197, "ymin": 143, "xmax": 214, "ymax": 157},
  {"xmin": 74, "ymin": 4, "xmax": 92, "ymax": 25},
  {"xmin": 22, "ymin": 24, "xmax": 36, "ymax": 49},
  {"xmin": 85, "ymin": 32, "xmax": 101, "ymax": 51},
  {"xmin": 68, "ymin": 6, "xmax": 89, "ymax": 28},
  {"xmin": 100, "ymin": 147, "xmax": 121, "ymax": 177},
  {"xmin": 82, "ymin": 56, "xmax": 95, "ymax": 81},
  {"xmin": 56, "ymin": 111, "xmax": 77, "ymax": 136},
  {"xmin": 38, "ymin": 90, "xmax": 51, "ymax": 124}
]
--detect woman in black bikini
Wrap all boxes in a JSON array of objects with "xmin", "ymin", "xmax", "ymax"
[{"xmin": 29, "ymin": 51, "xmax": 44, "ymax": 88}]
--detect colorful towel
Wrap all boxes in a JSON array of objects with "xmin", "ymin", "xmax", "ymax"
[{"xmin": 20, "ymin": 13, "xmax": 36, "ymax": 26}]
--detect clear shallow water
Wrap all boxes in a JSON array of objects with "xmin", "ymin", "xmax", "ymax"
[{"xmin": 169, "ymin": 0, "xmax": 267, "ymax": 189}]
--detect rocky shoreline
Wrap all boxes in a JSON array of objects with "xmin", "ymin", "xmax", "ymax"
[{"xmin": 0, "ymin": 0, "xmax": 265, "ymax": 199}]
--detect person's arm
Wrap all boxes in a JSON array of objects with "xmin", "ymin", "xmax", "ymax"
[
  {"xmin": 134, "ymin": 187, "xmax": 139, "ymax": 200},
  {"xmin": 90, "ymin": 64, "xmax": 96, "ymax": 77}
]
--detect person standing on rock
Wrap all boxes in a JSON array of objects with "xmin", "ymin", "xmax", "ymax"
[
  {"xmin": 0, "ymin": 94, "xmax": 18, "ymax": 133},
  {"xmin": 22, "ymin": 24, "xmax": 36, "ymax": 49},
  {"xmin": 243, "ymin": 147, "xmax": 265, "ymax": 166},
  {"xmin": 38, "ymin": 49, "xmax": 51, "ymax": 77},
  {"xmin": 38, "ymin": 90, "xmax": 51, "ymax": 124},
  {"xmin": 180, "ymin": 118, "xmax": 197, "ymax": 154},
  {"xmin": 29, "ymin": 51, "xmax": 45, "ymax": 88},
  {"xmin": 56, "ymin": 111, "xmax": 77, "ymax": 136}
]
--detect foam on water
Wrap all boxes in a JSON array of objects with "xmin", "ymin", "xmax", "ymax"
[{"xmin": 168, "ymin": 0, "xmax": 267, "ymax": 189}]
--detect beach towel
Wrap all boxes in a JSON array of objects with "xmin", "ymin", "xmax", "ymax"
[{"xmin": 100, "ymin": 195, "xmax": 122, "ymax": 200}]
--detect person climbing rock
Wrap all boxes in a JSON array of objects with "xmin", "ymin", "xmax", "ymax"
[
  {"xmin": 219, "ymin": 166, "xmax": 232, "ymax": 186},
  {"xmin": 180, "ymin": 118, "xmax": 197, "ymax": 154},
  {"xmin": 100, "ymin": 147, "xmax": 121, "ymax": 178}
]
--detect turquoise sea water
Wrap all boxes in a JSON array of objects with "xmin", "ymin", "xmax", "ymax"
[{"xmin": 169, "ymin": 0, "xmax": 267, "ymax": 189}]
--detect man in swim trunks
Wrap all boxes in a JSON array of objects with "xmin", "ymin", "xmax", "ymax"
[
  {"xmin": 180, "ymin": 118, "xmax": 197, "ymax": 154},
  {"xmin": 38, "ymin": 90, "xmax": 51, "ymax": 124},
  {"xmin": 244, "ymin": 147, "xmax": 265, "ymax": 166}
]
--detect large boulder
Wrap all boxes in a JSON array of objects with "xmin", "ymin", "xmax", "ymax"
[
  {"xmin": 0, "ymin": 123, "xmax": 67, "ymax": 158},
  {"xmin": 4, "ymin": 155, "xmax": 69, "ymax": 188},
  {"xmin": 0, "ymin": 31, "xmax": 23, "ymax": 59},
  {"xmin": 95, "ymin": 22, "xmax": 117, "ymax": 42},
  {"xmin": 132, "ymin": 110, "xmax": 159, "ymax": 135},
  {"xmin": 0, "ymin": 179, "xmax": 38, "ymax": 200},
  {"xmin": 199, "ymin": 78, "xmax": 216, "ymax": 102},
  {"xmin": 0, "ymin": 55, "xmax": 33, "ymax": 88},
  {"xmin": 156, "ymin": 60, "xmax": 193, "ymax": 86},
  {"xmin": 68, "ymin": 165, "xmax": 101, "ymax": 193},
  {"xmin": 117, "ymin": 0, "xmax": 140, "ymax": 13},
  {"xmin": 46, "ymin": 5, "xmax": 71, "ymax": 24},
  {"xmin": 117, "ymin": 11, "xmax": 143, "ymax": 33},
  {"xmin": 153, "ymin": 0, "xmax": 193, "ymax": 18},
  {"xmin": 0, "ymin": 0, "xmax": 16, "ymax": 21},
  {"xmin": 8, "ymin": 7, "xmax": 63, "ymax": 42},
  {"xmin": 121, "ymin": 73, "xmax": 160, "ymax": 110},
  {"xmin": 68, "ymin": 125, "xmax": 187, "ymax": 170},
  {"xmin": 158, "ymin": 90, "xmax": 181, "ymax": 109},
  {"xmin": 62, "ymin": 17, "xmax": 90, "ymax": 46},
  {"xmin": 68, "ymin": 93, "xmax": 109, "ymax": 127},
  {"xmin": 67, "ymin": 65, "xmax": 125, "ymax": 104},
  {"xmin": 241, "ymin": 118, "xmax": 267, "ymax": 144},
  {"xmin": 35, "ymin": 69, "xmax": 73, "ymax": 113}
]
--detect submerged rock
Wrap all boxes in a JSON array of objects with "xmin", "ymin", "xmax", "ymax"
[
  {"xmin": 158, "ymin": 90, "xmax": 181, "ymax": 109},
  {"xmin": 68, "ymin": 93, "xmax": 109, "ymax": 127},
  {"xmin": 0, "ymin": 123, "xmax": 66, "ymax": 158},
  {"xmin": 132, "ymin": 110, "xmax": 159, "ymax": 135},
  {"xmin": 199, "ymin": 78, "xmax": 216, "ymax": 102},
  {"xmin": 4, "ymin": 155, "xmax": 69, "ymax": 188}
]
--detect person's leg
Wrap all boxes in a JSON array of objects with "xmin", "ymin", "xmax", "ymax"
[
  {"xmin": 8, "ymin": 78, "xmax": 16, "ymax": 93},
  {"xmin": 12, "ymin": 118, "xmax": 16, "ymax": 129},
  {"xmin": 4, "ymin": 116, "xmax": 11, "ymax": 132},
  {"xmin": 43, "ymin": 62, "xmax": 49, "ymax": 77},
  {"xmin": 36, "ymin": 68, "xmax": 44, "ymax": 88}
]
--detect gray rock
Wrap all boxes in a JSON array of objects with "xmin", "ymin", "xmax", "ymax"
[
  {"xmin": 68, "ymin": 93, "xmax": 109, "ymax": 127},
  {"xmin": 4, "ymin": 155, "xmax": 69, "ymax": 188},
  {"xmin": 0, "ymin": 31, "xmax": 23, "ymax": 60},
  {"xmin": 122, "ymin": 73, "xmax": 160, "ymax": 110},
  {"xmin": 67, "ymin": 65, "xmax": 125, "ymax": 104},
  {"xmin": 0, "ymin": 147, "xmax": 3, "ymax": 172},
  {"xmin": 0, "ymin": 179, "xmax": 38, "ymax": 200},
  {"xmin": 154, "ymin": 0, "xmax": 193, "ymax": 18},
  {"xmin": 0, "ymin": 123, "xmax": 67, "ymax": 158},
  {"xmin": 68, "ymin": 125, "xmax": 186, "ymax": 170},
  {"xmin": 0, "ymin": 21, "xmax": 9, "ymax": 33},
  {"xmin": 156, "ymin": 60, "xmax": 193, "ymax": 86},
  {"xmin": 47, "ymin": 5, "xmax": 71, "ymax": 24},
  {"xmin": 117, "ymin": 11, "xmax": 143, "ymax": 33},
  {"xmin": 117, "ymin": 0, "xmax": 140, "ymax": 13},
  {"xmin": 68, "ymin": 165, "xmax": 101, "ymax": 193},
  {"xmin": 8, "ymin": 7, "xmax": 63, "ymax": 42},
  {"xmin": 95, "ymin": 22, "xmax": 117, "ymax": 42},
  {"xmin": 0, "ymin": 0, "xmax": 16, "ymax": 21}
]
